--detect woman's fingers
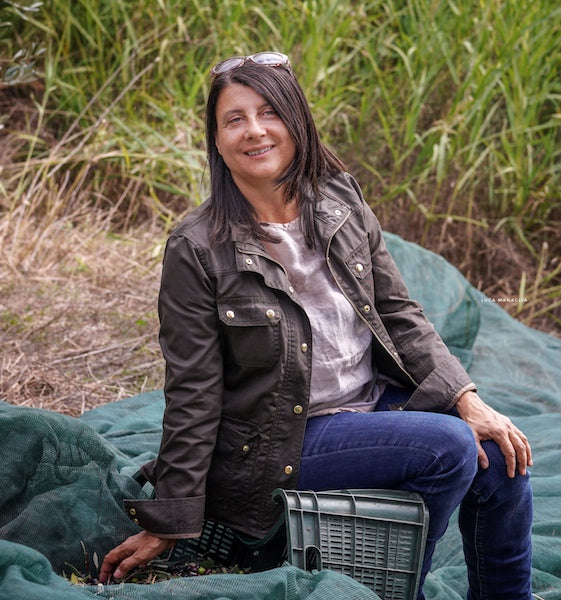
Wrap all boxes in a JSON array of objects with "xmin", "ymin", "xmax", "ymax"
[
  {"xmin": 509, "ymin": 426, "xmax": 533, "ymax": 476},
  {"xmin": 99, "ymin": 531, "xmax": 175, "ymax": 583}
]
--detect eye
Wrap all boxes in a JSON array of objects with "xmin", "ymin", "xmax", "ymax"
[{"xmin": 226, "ymin": 115, "xmax": 244, "ymax": 126}]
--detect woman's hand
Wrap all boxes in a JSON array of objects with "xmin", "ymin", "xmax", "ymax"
[
  {"xmin": 456, "ymin": 390, "xmax": 533, "ymax": 478},
  {"xmin": 99, "ymin": 531, "xmax": 176, "ymax": 583}
]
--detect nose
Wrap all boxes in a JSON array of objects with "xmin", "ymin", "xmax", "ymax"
[{"xmin": 244, "ymin": 115, "xmax": 266, "ymax": 139}]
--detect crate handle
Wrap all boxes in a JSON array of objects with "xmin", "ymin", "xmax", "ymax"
[{"xmin": 304, "ymin": 545, "xmax": 322, "ymax": 571}]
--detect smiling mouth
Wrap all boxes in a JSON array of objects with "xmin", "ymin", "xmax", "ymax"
[{"xmin": 246, "ymin": 146, "xmax": 273, "ymax": 156}]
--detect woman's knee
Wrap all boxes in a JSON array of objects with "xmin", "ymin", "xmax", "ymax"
[
  {"xmin": 468, "ymin": 440, "xmax": 533, "ymax": 505},
  {"xmin": 428, "ymin": 414, "xmax": 478, "ymax": 475}
]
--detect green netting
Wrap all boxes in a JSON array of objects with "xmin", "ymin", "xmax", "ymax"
[
  {"xmin": 0, "ymin": 540, "xmax": 380, "ymax": 599},
  {"xmin": 0, "ymin": 403, "xmax": 379, "ymax": 599},
  {"xmin": 1, "ymin": 232, "xmax": 560, "ymax": 599}
]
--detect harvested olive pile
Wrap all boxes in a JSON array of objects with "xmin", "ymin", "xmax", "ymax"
[{"xmin": 65, "ymin": 558, "xmax": 249, "ymax": 586}]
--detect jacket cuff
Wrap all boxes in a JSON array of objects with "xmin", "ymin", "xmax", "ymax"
[
  {"xmin": 452, "ymin": 382, "xmax": 478, "ymax": 404},
  {"xmin": 405, "ymin": 354, "xmax": 474, "ymax": 412},
  {"xmin": 123, "ymin": 496, "xmax": 205, "ymax": 538}
]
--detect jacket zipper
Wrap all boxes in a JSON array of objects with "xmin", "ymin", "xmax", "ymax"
[{"xmin": 324, "ymin": 210, "xmax": 417, "ymax": 389}]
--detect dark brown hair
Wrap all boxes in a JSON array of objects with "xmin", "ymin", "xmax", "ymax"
[{"xmin": 204, "ymin": 61, "xmax": 344, "ymax": 247}]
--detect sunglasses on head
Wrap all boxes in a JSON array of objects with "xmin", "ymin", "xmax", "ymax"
[{"xmin": 210, "ymin": 52, "xmax": 291, "ymax": 78}]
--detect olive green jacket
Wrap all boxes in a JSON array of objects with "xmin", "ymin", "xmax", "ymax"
[{"xmin": 124, "ymin": 172, "xmax": 474, "ymax": 539}]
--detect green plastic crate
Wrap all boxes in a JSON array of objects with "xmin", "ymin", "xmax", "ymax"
[
  {"xmin": 171, "ymin": 518, "xmax": 287, "ymax": 572},
  {"xmin": 273, "ymin": 489, "xmax": 429, "ymax": 600}
]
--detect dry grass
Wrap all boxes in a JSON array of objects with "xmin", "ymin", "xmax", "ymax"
[
  {"xmin": 0, "ymin": 222, "xmax": 165, "ymax": 416},
  {"xmin": 0, "ymin": 86, "xmax": 169, "ymax": 417}
]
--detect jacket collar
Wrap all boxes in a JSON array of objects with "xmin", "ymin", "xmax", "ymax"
[
  {"xmin": 312, "ymin": 189, "xmax": 351, "ymax": 241},
  {"xmin": 231, "ymin": 185, "xmax": 351, "ymax": 253}
]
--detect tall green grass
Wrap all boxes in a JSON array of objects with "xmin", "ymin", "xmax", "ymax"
[{"xmin": 2, "ymin": 0, "xmax": 560, "ymax": 327}]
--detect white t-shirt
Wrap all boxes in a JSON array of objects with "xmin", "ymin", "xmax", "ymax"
[{"xmin": 263, "ymin": 219, "xmax": 383, "ymax": 417}]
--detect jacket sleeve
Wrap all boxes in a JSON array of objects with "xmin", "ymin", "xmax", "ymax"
[
  {"xmin": 124, "ymin": 234, "xmax": 223, "ymax": 538},
  {"xmin": 348, "ymin": 175, "xmax": 476, "ymax": 412}
]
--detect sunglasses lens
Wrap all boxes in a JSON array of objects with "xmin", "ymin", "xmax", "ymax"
[
  {"xmin": 251, "ymin": 52, "xmax": 288, "ymax": 66},
  {"xmin": 212, "ymin": 56, "xmax": 244, "ymax": 75}
]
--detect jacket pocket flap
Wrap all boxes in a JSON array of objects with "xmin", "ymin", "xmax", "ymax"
[
  {"xmin": 217, "ymin": 297, "xmax": 281, "ymax": 326},
  {"xmin": 344, "ymin": 241, "xmax": 372, "ymax": 279}
]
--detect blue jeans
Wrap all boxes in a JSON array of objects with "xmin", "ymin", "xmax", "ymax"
[{"xmin": 296, "ymin": 386, "xmax": 533, "ymax": 600}]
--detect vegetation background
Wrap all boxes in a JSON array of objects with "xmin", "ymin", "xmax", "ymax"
[{"xmin": 1, "ymin": 0, "xmax": 560, "ymax": 416}]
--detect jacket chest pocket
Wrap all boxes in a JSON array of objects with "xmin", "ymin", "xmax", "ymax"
[{"xmin": 217, "ymin": 297, "xmax": 282, "ymax": 368}]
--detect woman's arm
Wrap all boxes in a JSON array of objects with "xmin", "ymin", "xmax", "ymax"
[
  {"xmin": 100, "ymin": 233, "xmax": 224, "ymax": 580},
  {"xmin": 347, "ymin": 176, "xmax": 532, "ymax": 474},
  {"xmin": 350, "ymin": 186, "xmax": 474, "ymax": 411}
]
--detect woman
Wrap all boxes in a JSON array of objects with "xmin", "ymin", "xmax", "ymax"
[{"xmin": 100, "ymin": 52, "xmax": 533, "ymax": 599}]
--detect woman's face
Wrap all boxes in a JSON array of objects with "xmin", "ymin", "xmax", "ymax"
[{"xmin": 214, "ymin": 83, "xmax": 296, "ymax": 190}]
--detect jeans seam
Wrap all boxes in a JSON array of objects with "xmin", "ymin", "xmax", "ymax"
[{"xmin": 474, "ymin": 501, "xmax": 487, "ymax": 600}]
